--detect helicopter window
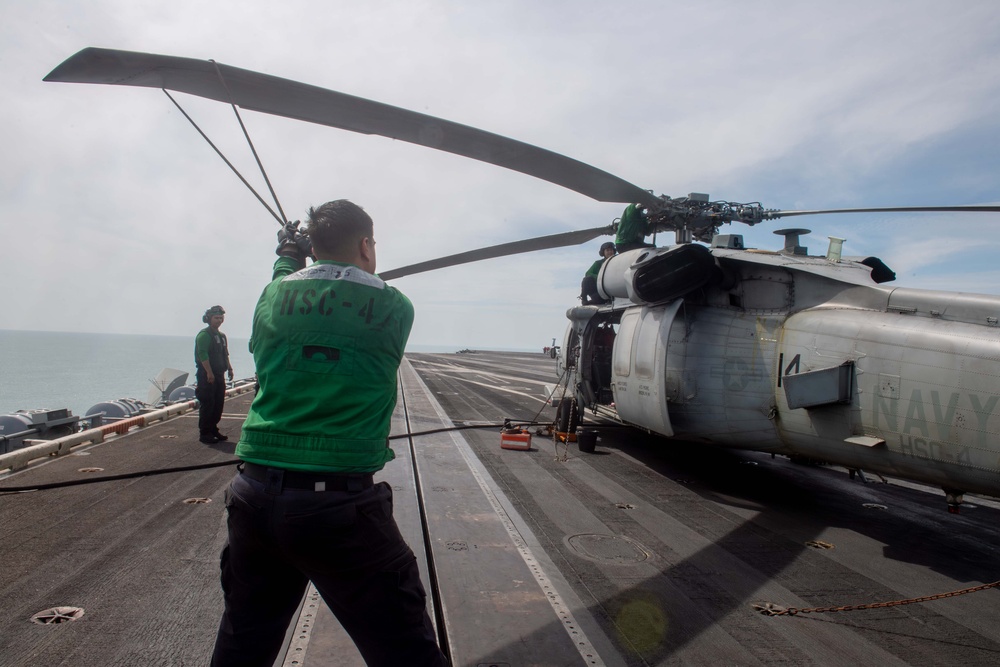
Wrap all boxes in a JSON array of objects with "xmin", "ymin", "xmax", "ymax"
[{"xmin": 613, "ymin": 311, "xmax": 640, "ymax": 377}]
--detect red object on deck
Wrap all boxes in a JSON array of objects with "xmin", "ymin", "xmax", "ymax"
[{"xmin": 500, "ymin": 429, "xmax": 532, "ymax": 450}]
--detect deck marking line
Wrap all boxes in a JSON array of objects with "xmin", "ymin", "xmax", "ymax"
[
  {"xmin": 432, "ymin": 375, "xmax": 550, "ymax": 404},
  {"xmin": 403, "ymin": 361, "xmax": 607, "ymax": 667},
  {"xmin": 409, "ymin": 359, "xmax": 552, "ymax": 386}
]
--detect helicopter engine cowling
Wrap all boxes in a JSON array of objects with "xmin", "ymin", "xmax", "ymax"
[{"xmin": 597, "ymin": 244, "xmax": 719, "ymax": 305}]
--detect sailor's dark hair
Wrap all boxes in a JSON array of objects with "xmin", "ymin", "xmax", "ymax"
[
  {"xmin": 203, "ymin": 305, "xmax": 225, "ymax": 324},
  {"xmin": 306, "ymin": 200, "xmax": 373, "ymax": 257}
]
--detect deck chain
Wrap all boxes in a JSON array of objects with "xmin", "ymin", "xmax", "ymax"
[{"xmin": 754, "ymin": 580, "xmax": 1000, "ymax": 616}]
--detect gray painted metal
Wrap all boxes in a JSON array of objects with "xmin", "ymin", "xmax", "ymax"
[
  {"xmin": 564, "ymin": 244, "xmax": 1000, "ymax": 503},
  {"xmin": 782, "ymin": 362, "xmax": 853, "ymax": 409},
  {"xmin": 611, "ymin": 301, "xmax": 683, "ymax": 436},
  {"xmin": 765, "ymin": 204, "xmax": 1000, "ymax": 219}
]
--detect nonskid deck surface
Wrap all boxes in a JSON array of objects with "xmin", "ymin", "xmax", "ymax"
[
  {"xmin": 0, "ymin": 394, "xmax": 243, "ymax": 666},
  {"xmin": 403, "ymin": 351, "xmax": 1000, "ymax": 666},
  {"xmin": 2, "ymin": 351, "xmax": 1000, "ymax": 665}
]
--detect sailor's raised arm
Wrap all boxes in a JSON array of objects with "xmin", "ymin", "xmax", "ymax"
[{"xmin": 271, "ymin": 220, "xmax": 314, "ymax": 280}]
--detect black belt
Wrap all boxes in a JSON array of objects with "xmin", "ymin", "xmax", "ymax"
[{"xmin": 240, "ymin": 462, "xmax": 374, "ymax": 492}]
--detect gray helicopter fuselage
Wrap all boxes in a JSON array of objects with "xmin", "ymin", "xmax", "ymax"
[{"xmin": 563, "ymin": 243, "xmax": 1000, "ymax": 499}]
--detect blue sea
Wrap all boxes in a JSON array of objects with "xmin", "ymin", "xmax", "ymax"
[{"xmin": 0, "ymin": 330, "xmax": 463, "ymax": 418}]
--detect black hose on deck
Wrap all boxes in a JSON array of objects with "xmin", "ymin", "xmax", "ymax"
[{"xmin": 0, "ymin": 421, "xmax": 554, "ymax": 494}]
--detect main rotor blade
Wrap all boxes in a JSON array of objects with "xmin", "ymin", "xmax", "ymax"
[
  {"xmin": 764, "ymin": 204, "xmax": 1000, "ymax": 220},
  {"xmin": 379, "ymin": 225, "xmax": 613, "ymax": 281},
  {"xmin": 45, "ymin": 47, "xmax": 658, "ymax": 207}
]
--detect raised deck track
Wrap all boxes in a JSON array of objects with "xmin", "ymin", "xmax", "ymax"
[{"xmin": 2, "ymin": 351, "xmax": 1000, "ymax": 665}]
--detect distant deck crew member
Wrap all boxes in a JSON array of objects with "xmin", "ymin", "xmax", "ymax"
[
  {"xmin": 615, "ymin": 203, "xmax": 655, "ymax": 253},
  {"xmin": 194, "ymin": 305, "xmax": 233, "ymax": 444},
  {"xmin": 210, "ymin": 201, "xmax": 447, "ymax": 667},
  {"xmin": 581, "ymin": 241, "xmax": 616, "ymax": 305}
]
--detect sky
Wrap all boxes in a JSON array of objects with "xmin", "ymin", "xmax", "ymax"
[{"xmin": 2, "ymin": 0, "xmax": 1000, "ymax": 351}]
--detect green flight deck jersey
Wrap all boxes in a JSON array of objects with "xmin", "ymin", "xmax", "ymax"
[
  {"xmin": 237, "ymin": 257, "xmax": 415, "ymax": 473},
  {"xmin": 584, "ymin": 259, "xmax": 605, "ymax": 278},
  {"xmin": 614, "ymin": 203, "xmax": 650, "ymax": 247},
  {"xmin": 194, "ymin": 327, "xmax": 229, "ymax": 376}
]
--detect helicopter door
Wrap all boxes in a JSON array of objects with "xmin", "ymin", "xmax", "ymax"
[{"xmin": 611, "ymin": 300, "xmax": 684, "ymax": 436}]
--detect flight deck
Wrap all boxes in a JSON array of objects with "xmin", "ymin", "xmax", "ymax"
[{"xmin": 2, "ymin": 351, "xmax": 1000, "ymax": 666}]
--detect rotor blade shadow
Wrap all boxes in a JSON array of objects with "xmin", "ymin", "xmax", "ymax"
[{"xmin": 454, "ymin": 415, "xmax": 1000, "ymax": 663}]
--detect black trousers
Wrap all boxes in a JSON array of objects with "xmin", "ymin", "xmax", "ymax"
[
  {"xmin": 196, "ymin": 372, "xmax": 226, "ymax": 436},
  {"xmin": 580, "ymin": 275, "xmax": 607, "ymax": 305},
  {"xmin": 210, "ymin": 471, "xmax": 447, "ymax": 667}
]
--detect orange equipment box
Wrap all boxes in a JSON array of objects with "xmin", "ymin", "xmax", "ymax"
[{"xmin": 500, "ymin": 429, "xmax": 532, "ymax": 451}]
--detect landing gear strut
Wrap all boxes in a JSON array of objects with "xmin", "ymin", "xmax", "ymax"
[{"xmin": 944, "ymin": 489, "xmax": 965, "ymax": 514}]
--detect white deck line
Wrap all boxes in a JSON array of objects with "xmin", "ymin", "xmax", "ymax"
[{"xmin": 401, "ymin": 359, "xmax": 611, "ymax": 667}]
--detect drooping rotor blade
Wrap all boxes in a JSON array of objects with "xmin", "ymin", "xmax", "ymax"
[
  {"xmin": 379, "ymin": 225, "xmax": 613, "ymax": 281},
  {"xmin": 45, "ymin": 48, "xmax": 659, "ymax": 207},
  {"xmin": 762, "ymin": 204, "xmax": 1000, "ymax": 220}
]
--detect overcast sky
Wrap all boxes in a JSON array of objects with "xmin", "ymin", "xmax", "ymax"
[{"xmin": 3, "ymin": 0, "xmax": 1000, "ymax": 351}]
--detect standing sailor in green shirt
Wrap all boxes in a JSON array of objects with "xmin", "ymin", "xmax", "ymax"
[
  {"xmin": 211, "ymin": 200, "xmax": 447, "ymax": 667},
  {"xmin": 194, "ymin": 305, "xmax": 234, "ymax": 444}
]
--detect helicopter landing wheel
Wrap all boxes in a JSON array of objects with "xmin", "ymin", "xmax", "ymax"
[{"xmin": 556, "ymin": 397, "xmax": 579, "ymax": 434}]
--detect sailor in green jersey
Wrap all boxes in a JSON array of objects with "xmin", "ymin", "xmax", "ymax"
[
  {"xmin": 211, "ymin": 200, "xmax": 446, "ymax": 667},
  {"xmin": 194, "ymin": 305, "xmax": 233, "ymax": 444},
  {"xmin": 614, "ymin": 202, "xmax": 655, "ymax": 252},
  {"xmin": 237, "ymin": 251, "xmax": 413, "ymax": 472},
  {"xmin": 581, "ymin": 241, "xmax": 616, "ymax": 305}
]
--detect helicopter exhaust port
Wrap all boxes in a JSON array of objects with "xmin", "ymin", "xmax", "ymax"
[{"xmin": 597, "ymin": 244, "xmax": 719, "ymax": 305}]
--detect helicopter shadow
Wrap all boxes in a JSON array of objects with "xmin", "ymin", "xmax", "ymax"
[
  {"xmin": 593, "ymin": 427, "xmax": 1000, "ymax": 582},
  {"xmin": 465, "ymin": 425, "xmax": 1000, "ymax": 664}
]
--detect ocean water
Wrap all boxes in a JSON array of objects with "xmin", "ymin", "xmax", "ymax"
[
  {"xmin": 0, "ymin": 330, "xmax": 253, "ymax": 418},
  {"xmin": 0, "ymin": 330, "xmax": 466, "ymax": 418}
]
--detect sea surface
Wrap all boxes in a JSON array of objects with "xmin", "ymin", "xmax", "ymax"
[{"xmin": 0, "ymin": 330, "xmax": 465, "ymax": 418}]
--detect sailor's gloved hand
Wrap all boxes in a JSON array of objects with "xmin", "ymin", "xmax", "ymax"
[{"xmin": 276, "ymin": 221, "xmax": 314, "ymax": 260}]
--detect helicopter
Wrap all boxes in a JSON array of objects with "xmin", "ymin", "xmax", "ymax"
[{"xmin": 44, "ymin": 47, "xmax": 1000, "ymax": 511}]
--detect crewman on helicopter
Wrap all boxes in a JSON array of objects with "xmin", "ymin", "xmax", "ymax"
[
  {"xmin": 581, "ymin": 241, "xmax": 616, "ymax": 305},
  {"xmin": 614, "ymin": 203, "xmax": 655, "ymax": 252}
]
